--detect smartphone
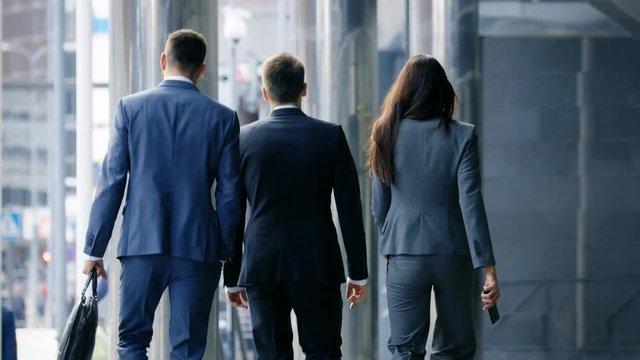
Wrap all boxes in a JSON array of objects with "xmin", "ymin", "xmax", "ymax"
[{"xmin": 483, "ymin": 290, "xmax": 500, "ymax": 324}]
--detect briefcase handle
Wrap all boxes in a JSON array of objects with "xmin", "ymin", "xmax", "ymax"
[{"xmin": 80, "ymin": 269, "xmax": 98, "ymax": 301}]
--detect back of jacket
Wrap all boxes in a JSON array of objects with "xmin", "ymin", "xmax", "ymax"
[
  {"xmin": 84, "ymin": 80, "xmax": 242, "ymax": 263},
  {"xmin": 224, "ymin": 108, "xmax": 368, "ymax": 286},
  {"xmin": 372, "ymin": 118, "xmax": 495, "ymax": 268}
]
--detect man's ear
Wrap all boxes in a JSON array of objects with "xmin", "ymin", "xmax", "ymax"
[
  {"xmin": 195, "ymin": 64, "xmax": 207, "ymax": 80},
  {"xmin": 262, "ymin": 86, "xmax": 270, "ymax": 102},
  {"xmin": 161, "ymin": 52, "xmax": 167, "ymax": 72},
  {"xmin": 301, "ymin": 83, "xmax": 308, "ymax": 98}
]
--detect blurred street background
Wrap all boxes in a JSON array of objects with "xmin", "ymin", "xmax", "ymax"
[{"xmin": 1, "ymin": 0, "xmax": 639, "ymax": 359}]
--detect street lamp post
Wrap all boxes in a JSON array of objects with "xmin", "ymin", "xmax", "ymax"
[
  {"xmin": 1, "ymin": 42, "xmax": 48, "ymax": 328},
  {"xmin": 223, "ymin": 5, "xmax": 250, "ymax": 109}
]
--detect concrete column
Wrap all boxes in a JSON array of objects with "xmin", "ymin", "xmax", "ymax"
[
  {"xmin": 0, "ymin": 1, "xmax": 3, "ymax": 352},
  {"xmin": 108, "ymin": 1, "xmax": 219, "ymax": 358},
  {"xmin": 75, "ymin": 0, "xmax": 94, "ymax": 298},
  {"xmin": 289, "ymin": 1, "xmax": 378, "ymax": 359},
  {"xmin": 430, "ymin": 0, "xmax": 480, "ymax": 125},
  {"xmin": 408, "ymin": 0, "xmax": 433, "ymax": 56},
  {"xmin": 49, "ymin": 0, "xmax": 67, "ymax": 333}
]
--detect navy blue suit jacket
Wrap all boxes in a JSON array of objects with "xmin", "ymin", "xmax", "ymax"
[
  {"xmin": 223, "ymin": 108, "xmax": 368, "ymax": 286},
  {"xmin": 84, "ymin": 80, "xmax": 242, "ymax": 263}
]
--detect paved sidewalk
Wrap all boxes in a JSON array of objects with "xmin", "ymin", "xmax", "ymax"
[{"xmin": 16, "ymin": 328, "xmax": 58, "ymax": 360}]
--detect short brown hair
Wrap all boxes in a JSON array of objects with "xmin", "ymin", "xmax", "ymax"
[
  {"xmin": 262, "ymin": 53, "xmax": 305, "ymax": 103},
  {"xmin": 166, "ymin": 29, "xmax": 207, "ymax": 75}
]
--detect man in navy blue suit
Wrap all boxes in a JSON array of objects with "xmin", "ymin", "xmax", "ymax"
[
  {"xmin": 83, "ymin": 29, "xmax": 242, "ymax": 359},
  {"xmin": 2, "ymin": 306, "xmax": 17, "ymax": 360},
  {"xmin": 224, "ymin": 53, "xmax": 369, "ymax": 359}
]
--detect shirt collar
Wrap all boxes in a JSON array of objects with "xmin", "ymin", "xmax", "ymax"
[
  {"xmin": 163, "ymin": 75, "xmax": 194, "ymax": 84},
  {"xmin": 272, "ymin": 104, "xmax": 299, "ymax": 111}
]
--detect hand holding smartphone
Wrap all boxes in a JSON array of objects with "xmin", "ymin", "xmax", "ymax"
[{"xmin": 483, "ymin": 290, "xmax": 500, "ymax": 324}]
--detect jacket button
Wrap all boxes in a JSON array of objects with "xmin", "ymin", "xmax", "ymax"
[{"xmin": 473, "ymin": 241, "xmax": 483, "ymax": 257}]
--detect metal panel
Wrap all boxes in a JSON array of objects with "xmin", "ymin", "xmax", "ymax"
[
  {"xmin": 480, "ymin": 1, "xmax": 631, "ymax": 37},
  {"xmin": 590, "ymin": 0, "xmax": 640, "ymax": 36}
]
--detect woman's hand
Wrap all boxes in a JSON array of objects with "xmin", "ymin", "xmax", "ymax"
[{"xmin": 481, "ymin": 265, "xmax": 500, "ymax": 311}]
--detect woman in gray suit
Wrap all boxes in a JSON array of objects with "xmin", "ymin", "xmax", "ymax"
[{"xmin": 369, "ymin": 55, "xmax": 500, "ymax": 359}]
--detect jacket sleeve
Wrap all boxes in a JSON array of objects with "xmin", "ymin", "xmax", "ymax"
[
  {"xmin": 371, "ymin": 175, "xmax": 391, "ymax": 234},
  {"xmin": 458, "ymin": 126, "xmax": 496, "ymax": 269},
  {"xmin": 216, "ymin": 112, "xmax": 242, "ymax": 261},
  {"xmin": 223, "ymin": 188, "xmax": 247, "ymax": 287},
  {"xmin": 333, "ymin": 127, "xmax": 369, "ymax": 281},
  {"xmin": 84, "ymin": 99, "xmax": 130, "ymax": 257}
]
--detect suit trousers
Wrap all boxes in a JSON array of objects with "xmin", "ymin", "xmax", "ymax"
[
  {"xmin": 246, "ymin": 282, "xmax": 343, "ymax": 360},
  {"xmin": 117, "ymin": 255, "xmax": 220, "ymax": 360},
  {"xmin": 386, "ymin": 255, "xmax": 476, "ymax": 360}
]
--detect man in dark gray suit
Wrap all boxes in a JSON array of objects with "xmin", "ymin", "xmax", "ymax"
[
  {"xmin": 82, "ymin": 29, "xmax": 242, "ymax": 359},
  {"xmin": 224, "ymin": 53, "xmax": 369, "ymax": 359}
]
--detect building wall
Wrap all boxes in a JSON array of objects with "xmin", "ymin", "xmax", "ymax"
[
  {"xmin": 1, "ymin": 0, "xmax": 77, "ymax": 327},
  {"xmin": 1, "ymin": 0, "xmax": 50, "ymax": 207},
  {"xmin": 480, "ymin": 36, "xmax": 640, "ymax": 359}
]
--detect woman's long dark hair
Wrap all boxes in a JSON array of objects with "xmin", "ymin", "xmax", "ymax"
[{"xmin": 368, "ymin": 55, "xmax": 457, "ymax": 185}]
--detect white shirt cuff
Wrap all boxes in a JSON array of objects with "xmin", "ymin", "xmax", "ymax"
[
  {"xmin": 347, "ymin": 277, "xmax": 368, "ymax": 286},
  {"xmin": 225, "ymin": 286, "xmax": 244, "ymax": 294},
  {"xmin": 85, "ymin": 254, "xmax": 103, "ymax": 261}
]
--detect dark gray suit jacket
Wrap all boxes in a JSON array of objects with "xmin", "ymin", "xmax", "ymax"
[{"xmin": 372, "ymin": 118, "xmax": 495, "ymax": 268}]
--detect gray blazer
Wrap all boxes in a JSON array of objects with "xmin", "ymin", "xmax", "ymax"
[{"xmin": 372, "ymin": 118, "xmax": 495, "ymax": 268}]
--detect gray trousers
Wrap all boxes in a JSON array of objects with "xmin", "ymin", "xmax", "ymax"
[{"xmin": 386, "ymin": 255, "xmax": 476, "ymax": 360}]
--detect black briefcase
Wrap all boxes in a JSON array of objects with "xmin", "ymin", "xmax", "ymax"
[{"xmin": 58, "ymin": 269, "xmax": 99, "ymax": 360}]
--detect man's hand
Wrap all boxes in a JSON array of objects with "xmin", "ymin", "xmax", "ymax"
[
  {"xmin": 83, "ymin": 260, "xmax": 108, "ymax": 279},
  {"xmin": 226, "ymin": 288, "xmax": 248, "ymax": 309},
  {"xmin": 346, "ymin": 282, "xmax": 367, "ymax": 310},
  {"xmin": 482, "ymin": 265, "xmax": 500, "ymax": 311}
]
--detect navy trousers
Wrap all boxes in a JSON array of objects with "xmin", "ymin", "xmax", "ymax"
[
  {"xmin": 246, "ymin": 282, "xmax": 343, "ymax": 360},
  {"xmin": 117, "ymin": 255, "xmax": 220, "ymax": 360},
  {"xmin": 386, "ymin": 255, "xmax": 476, "ymax": 360}
]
